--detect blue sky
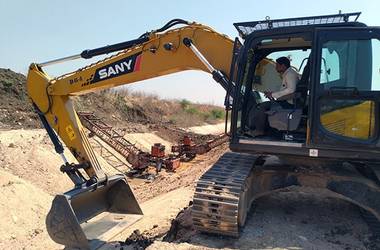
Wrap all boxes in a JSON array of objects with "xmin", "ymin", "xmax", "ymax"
[{"xmin": 0, "ymin": 0, "xmax": 377, "ymax": 105}]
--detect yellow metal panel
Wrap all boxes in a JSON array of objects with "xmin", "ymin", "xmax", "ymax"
[{"xmin": 321, "ymin": 101, "xmax": 375, "ymax": 140}]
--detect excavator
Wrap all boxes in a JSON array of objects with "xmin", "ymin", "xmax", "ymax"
[{"xmin": 26, "ymin": 12, "xmax": 380, "ymax": 249}]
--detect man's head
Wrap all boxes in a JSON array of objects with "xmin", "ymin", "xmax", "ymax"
[{"xmin": 275, "ymin": 57, "xmax": 290, "ymax": 74}]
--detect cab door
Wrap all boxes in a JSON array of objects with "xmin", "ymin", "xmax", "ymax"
[{"xmin": 310, "ymin": 27, "xmax": 380, "ymax": 150}]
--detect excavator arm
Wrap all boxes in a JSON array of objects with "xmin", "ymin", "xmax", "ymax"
[
  {"xmin": 27, "ymin": 20, "xmax": 233, "ymax": 184},
  {"xmin": 26, "ymin": 19, "xmax": 234, "ymax": 249}
]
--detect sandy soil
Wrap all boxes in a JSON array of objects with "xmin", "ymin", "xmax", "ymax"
[
  {"xmin": 124, "ymin": 132, "xmax": 173, "ymax": 153},
  {"xmin": 0, "ymin": 169, "xmax": 60, "ymax": 250},
  {"xmin": 187, "ymin": 123, "xmax": 228, "ymax": 135},
  {"xmin": 0, "ymin": 127, "xmax": 378, "ymax": 250},
  {"xmin": 99, "ymin": 187, "xmax": 194, "ymax": 250},
  {"xmin": 0, "ymin": 128, "xmax": 227, "ymax": 249},
  {"xmin": 0, "ymin": 129, "xmax": 73, "ymax": 195}
]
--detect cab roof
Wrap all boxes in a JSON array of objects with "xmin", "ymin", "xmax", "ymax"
[{"xmin": 234, "ymin": 12, "xmax": 361, "ymax": 39}]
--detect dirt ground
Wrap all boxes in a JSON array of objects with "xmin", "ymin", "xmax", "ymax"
[
  {"xmin": 102, "ymin": 187, "xmax": 377, "ymax": 250},
  {"xmin": 0, "ymin": 127, "xmax": 226, "ymax": 250},
  {"xmin": 0, "ymin": 128, "xmax": 379, "ymax": 250},
  {"xmin": 124, "ymin": 132, "xmax": 173, "ymax": 153},
  {"xmin": 0, "ymin": 169, "xmax": 58, "ymax": 250},
  {"xmin": 186, "ymin": 123, "xmax": 228, "ymax": 135},
  {"xmin": 183, "ymin": 189, "xmax": 376, "ymax": 250}
]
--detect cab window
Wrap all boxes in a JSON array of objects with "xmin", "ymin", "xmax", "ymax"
[
  {"xmin": 319, "ymin": 38, "xmax": 380, "ymax": 140},
  {"xmin": 320, "ymin": 39, "xmax": 380, "ymax": 91}
]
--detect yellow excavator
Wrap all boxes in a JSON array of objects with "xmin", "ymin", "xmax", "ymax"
[{"xmin": 27, "ymin": 13, "xmax": 380, "ymax": 249}]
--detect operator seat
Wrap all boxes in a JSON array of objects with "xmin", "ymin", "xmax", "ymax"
[
  {"xmin": 267, "ymin": 59, "xmax": 310, "ymax": 134},
  {"xmin": 295, "ymin": 58, "xmax": 311, "ymax": 110}
]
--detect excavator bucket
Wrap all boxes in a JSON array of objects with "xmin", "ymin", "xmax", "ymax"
[{"xmin": 46, "ymin": 174, "xmax": 142, "ymax": 249}]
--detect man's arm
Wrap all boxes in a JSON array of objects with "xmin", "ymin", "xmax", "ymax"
[{"xmin": 272, "ymin": 71, "xmax": 298, "ymax": 99}]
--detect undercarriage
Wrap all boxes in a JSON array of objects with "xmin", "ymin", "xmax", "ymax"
[{"xmin": 192, "ymin": 152, "xmax": 380, "ymax": 236}]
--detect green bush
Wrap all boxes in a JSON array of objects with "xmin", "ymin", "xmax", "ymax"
[
  {"xmin": 1, "ymin": 79, "xmax": 13, "ymax": 91},
  {"xmin": 202, "ymin": 112, "xmax": 211, "ymax": 120},
  {"xmin": 180, "ymin": 99, "xmax": 191, "ymax": 110},
  {"xmin": 210, "ymin": 109, "xmax": 225, "ymax": 119},
  {"xmin": 186, "ymin": 107, "xmax": 199, "ymax": 115},
  {"xmin": 114, "ymin": 94, "xmax": 129, "ymax": 114}
]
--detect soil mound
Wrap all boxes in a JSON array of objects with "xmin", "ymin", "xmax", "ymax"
[
  {"xmin": 0, "ymin": 170, "xmax": 59, "ymax": 249},
  {"xmin": 0, "ymin": 68, "xmax": 40, "ymax": 129},
  {"xmin": 0, "ymin": 129, "xmax": 73, "ymax": 195},
  {"xmin": 163, "ymin": 204, "xmax": 196, "ymax": 243}
]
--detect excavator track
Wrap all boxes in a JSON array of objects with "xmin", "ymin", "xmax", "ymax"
[{"xmin": 192, "ymin": 152, "xmax": 257, "ymax": 237}]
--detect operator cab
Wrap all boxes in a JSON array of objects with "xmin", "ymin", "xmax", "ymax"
[
  {"xmin": 242, "ymin": 38, "xmax": 311, "ymax": 142},
  {"xmin": 228, "ymin": 12, "xmax": 380, "ymax": 162}
]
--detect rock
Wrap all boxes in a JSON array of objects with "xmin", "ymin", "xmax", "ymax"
[
  {"xmin": 8, "ymin": 143, "xmax": 15, "ymax": 148},
  {"xmin": 12, "ymin": 215, "xmax": 18, "ymax": 223},
  {"xmin": 163, "ymin": 206, "xmax": 195, "ymax": 242},
  {"xmin": 121, "ymin": 229, "xmax": 155, "ymax": 249}
]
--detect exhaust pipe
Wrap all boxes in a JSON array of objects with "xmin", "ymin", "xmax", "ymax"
[{"xmin": 46, "ymin": 174, "xmax": 142, "ymax": 249}]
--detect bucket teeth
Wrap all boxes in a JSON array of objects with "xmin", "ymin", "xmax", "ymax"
[{"xmin": 192, "ymin": 152, "xmax": 256, "ymax": 237}]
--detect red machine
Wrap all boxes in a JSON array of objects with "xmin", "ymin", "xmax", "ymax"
[
  {"xmin": 172, "ymin": 134, "xmax": 229, "ymax": 160},
  {"xmin": 151, "ymin": 143, "xmax": 165, "ymax": 158}
]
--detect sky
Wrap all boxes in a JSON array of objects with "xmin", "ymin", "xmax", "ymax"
[{"xmin": 0, "ymin": 0, "xmax": 378, "ymax": 105}]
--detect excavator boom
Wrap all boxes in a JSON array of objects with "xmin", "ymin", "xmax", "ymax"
[{"xmin": 26, "ymin": 19, "xmax": 234, "ymax": 249}]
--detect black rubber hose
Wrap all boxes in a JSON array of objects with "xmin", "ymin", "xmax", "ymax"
[
  {"xmin": 80, "ymin": 19, "xmax": 190, "ymax": 59},
  {"xmin": 80, "ymin": 36, "xmax": 149, "ymax": 59},
  {"xmin": 139, "ymin": 18, "xmax": 190, "ymax": 38},
  {"xmin": 33, "ymin": 103, "xmax": 64, "ymax": 155}
]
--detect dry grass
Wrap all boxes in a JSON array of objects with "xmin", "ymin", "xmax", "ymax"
[{"xmin": 75, "ymin": 89, "xmax": 225, "ymax": 128}]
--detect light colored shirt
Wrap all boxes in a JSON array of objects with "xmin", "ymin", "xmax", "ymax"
[{"xmin": 272, "ymin": 67, "xmax": 300, "ymax": 103}]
